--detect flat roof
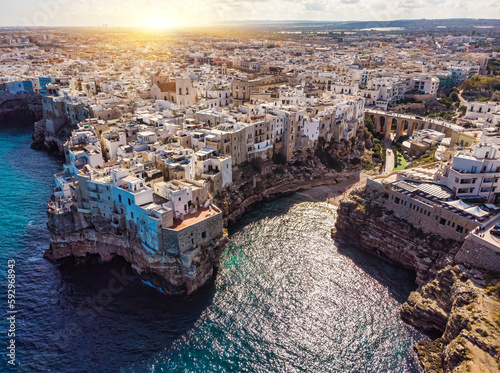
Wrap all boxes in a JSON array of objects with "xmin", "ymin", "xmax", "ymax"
[
  {"xmin": 171, "ymin": 206, "xmax": 219, "ymax": 230},
  {"xmin": 393, "ymin": 180, "xmax": 454, "ymax": 200}
]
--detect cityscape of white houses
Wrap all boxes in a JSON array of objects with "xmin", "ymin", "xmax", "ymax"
[{"xmin": 3, "ymin": 29, "xmax": 500, "ymax": 260}]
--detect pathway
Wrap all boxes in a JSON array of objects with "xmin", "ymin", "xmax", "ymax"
[{"xmin": 383, "ymin": 138, "xmax": 395, "ymax": 175}]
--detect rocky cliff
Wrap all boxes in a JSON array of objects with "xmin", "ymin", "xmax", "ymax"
[
  {"xmin": 45, "ymin": 210, "xmax": 227, "ymax": 295},
  {"xmin": 45, "ymin": 136, "xmax": 368, "ymax": 295},
  {"xmin": 335, "ymin": 187, "xmax": 461, "ymax": 286},
  {"xmin": 335, "ymin": 187, "xmax": 500, "ymax": 372},
  {"xmin": 0, "ymin": 93, "xmax": 42, "ymax": 127},
  {"xmin": 215, "ymin": 137, "xmax": 368, "ymax": 225},
  {"xmin": 31, "ymin": 118, "xmax": 74, "ymax": 155},
  {"xmin": 402, "ymin": 266, "xmax": 500, "ymax": 373}
]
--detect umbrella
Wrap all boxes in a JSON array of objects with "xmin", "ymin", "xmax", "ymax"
[
  {"xmin": 445, "ymin": 200, "xmax": 472, "ymax": 211},
  {"xmin": 464, "ymin": 206, "xmax": 488, "ymax": 217}
]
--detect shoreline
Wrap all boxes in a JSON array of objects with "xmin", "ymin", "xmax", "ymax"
[{"xmin": 299, "ymin": 171, "xmax": 369, "ymax": 205}]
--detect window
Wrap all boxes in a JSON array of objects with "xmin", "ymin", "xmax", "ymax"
[
  {"xmin": 131, "ymin": 212, "xmax": 134, "ymax": 219},
  {"xmin": 394, "ymin": 197, "xmax": 400, "ymax": 204},
  {"xmin": 119, "ymin": 195, "xmax": 122, "ymax": 203},
  {"xmin": 456, "ymin": 225, "xmax": 464, "ymax": 233},
  {"xmin": 202, "ymin": 231, "xmax": 206, "ymax": 239},
  {"xmin": 128, "ymin": 198, "xmax": 131, "ymax": 206},
  {"xmin": 439, "ymin": 218, "xmax": 446, "ymax": 225}
]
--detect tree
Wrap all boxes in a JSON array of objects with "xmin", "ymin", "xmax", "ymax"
[
  {"xmin": 449, "ymin": 92, "xmax": 460, "ymax": 102},
  {"xmin": 364, "ymin": 116, "xmax": 375, "ymax": 135}
]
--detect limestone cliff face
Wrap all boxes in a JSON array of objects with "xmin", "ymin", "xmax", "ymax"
[
  {"xmin": 215, "ymin": 138, "xmax": 367, "ymax": 225},
  {"xmin": 335, "ymin": 188, "xmax": 461, "ymax": 286},
  {"xmin": 43, "ymin": 127, "xmax": 367, "ymax": 296},
  {"xmin": 335, "ymin": 188, "xmax": 500, "ymax": 372},
  {"xmin": 45, "ymin": 210, "xmax": 227, "ymax": 295},
  {"xmin": 402, "ymin": 266, "xmax": 500, "ymax": 373},
  {"xmin": 0, "ymin": 94, "xmax": 42, "ymax": 127},
  {"xmin": 31, "ymin": 118, "xmax": 74, "ymax": 155}
]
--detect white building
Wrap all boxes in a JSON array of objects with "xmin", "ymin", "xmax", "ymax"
[
  {"xmin": 440, "ymin": 143, "xmax": 500, "ymax": 202},
  {"xmin": 409, "ymin": 74, "xmax": 440, "ymax": 96},
  {"xmin": 465, "ymin": 101, "xmax": 500, "ymax": 121}
]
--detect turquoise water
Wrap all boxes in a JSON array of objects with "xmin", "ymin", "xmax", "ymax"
[{"xmin": 0, "ymin": 128, "xmax": 424, "ymax": 372}]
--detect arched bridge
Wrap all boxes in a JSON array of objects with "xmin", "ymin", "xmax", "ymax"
[{"xmin": 365, "ymin": 109, "xmax": 464, "ymax": 140}]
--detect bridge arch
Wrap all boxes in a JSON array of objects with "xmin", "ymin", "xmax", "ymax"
[
  {"xmin": 379, "ymin": 116, "xmax": 386, "ymax": 137},
  {"xmin": 408, "ymin": 121, "xmax": 419, "ymax": 136},
  {"xmin": 390, "ymin": 117, "xmax": 398, "ymax": 131}
]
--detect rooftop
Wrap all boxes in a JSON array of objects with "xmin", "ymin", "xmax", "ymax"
[{"xmin": 171, "ymin": 206, "xmax": 219, "ymax": 230}]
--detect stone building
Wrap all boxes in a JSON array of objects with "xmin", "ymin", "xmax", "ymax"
[{"xmin": 385, "ymin": 180, "xmax": 486, "ymax": 241}]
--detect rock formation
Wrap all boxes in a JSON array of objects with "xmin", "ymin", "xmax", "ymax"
[
  {"xmin": 335, "ymin": 187, "xmax": 500, "ymax": 372},
  {"xmin": 215, "ymin": 138, "xmax": 367, "ymax": 225},
  {"xmin": 0, "ymin": 93, "xmax": 42, "ymax": 127},
  {"xmin": 31, "ymin": 118, "xmax": 74, "ymax": 155},
  {"xmin": 45, "ymin": 210, "xmax": 227, "ymax": 295},
  {"xmin": 45, "ymin": 136, "xmax": 367, "ymax": 295},
  {"xmin": 402, "ymin": 266, "xmax": 500, "ymax": 373},
  {"xmin": 335, "ymin": 187, "xmax": 461, "ymax": 285}
]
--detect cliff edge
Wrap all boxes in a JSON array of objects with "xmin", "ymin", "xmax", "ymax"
[
  {"xmin": 402, "ymin": 265, "xmax": 500, "ymax": 373},
  {"xmin": 215, "ymin": 138, "xmax": 367, "ymax": 225},
  {"xmin": 335, "ymin": 187, "xmax": 500, "ymax": 372},
  {"xmin": 45, "ymin": 209, "xmax": 227, "ymax": 295},
  {"xmin": 31, "ymin": 118, "xmax": 74, "ymax": 155}
]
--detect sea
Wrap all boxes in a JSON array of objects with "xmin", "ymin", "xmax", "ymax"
[{"xmin": 0, "ymin": 126, "xmax": 425, "ymax": 372}]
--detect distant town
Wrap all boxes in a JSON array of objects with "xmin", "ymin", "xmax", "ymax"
[{"xmin": 1, "ymin": 22, "xmax": 500, "ymax": 372}]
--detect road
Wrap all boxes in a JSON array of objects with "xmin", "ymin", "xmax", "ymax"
[
  {"xmin": 383, "ymin": 138, "xmax": 395, "ymax": 175},
  {"xmin": 458, "ymin": 90, "xmax": 467, "ymax": 103}
]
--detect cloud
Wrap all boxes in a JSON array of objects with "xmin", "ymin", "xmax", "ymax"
[
  {"xmin": 305, "ymin": 1, "xmax": 326, "ymax": 11},
  {"xmin": 2, "ymin": 0, "xmax": 500, "ymax": 26}
]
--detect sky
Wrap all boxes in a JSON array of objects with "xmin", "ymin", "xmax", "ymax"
[{"xmin": 2, "ymin": 0, "xmax": 500, "ymax": 28}]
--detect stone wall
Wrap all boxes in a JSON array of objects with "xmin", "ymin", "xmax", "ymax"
[{"xmin": 455, "ymin": 237, "xmax": 500, "ymax": 273}]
